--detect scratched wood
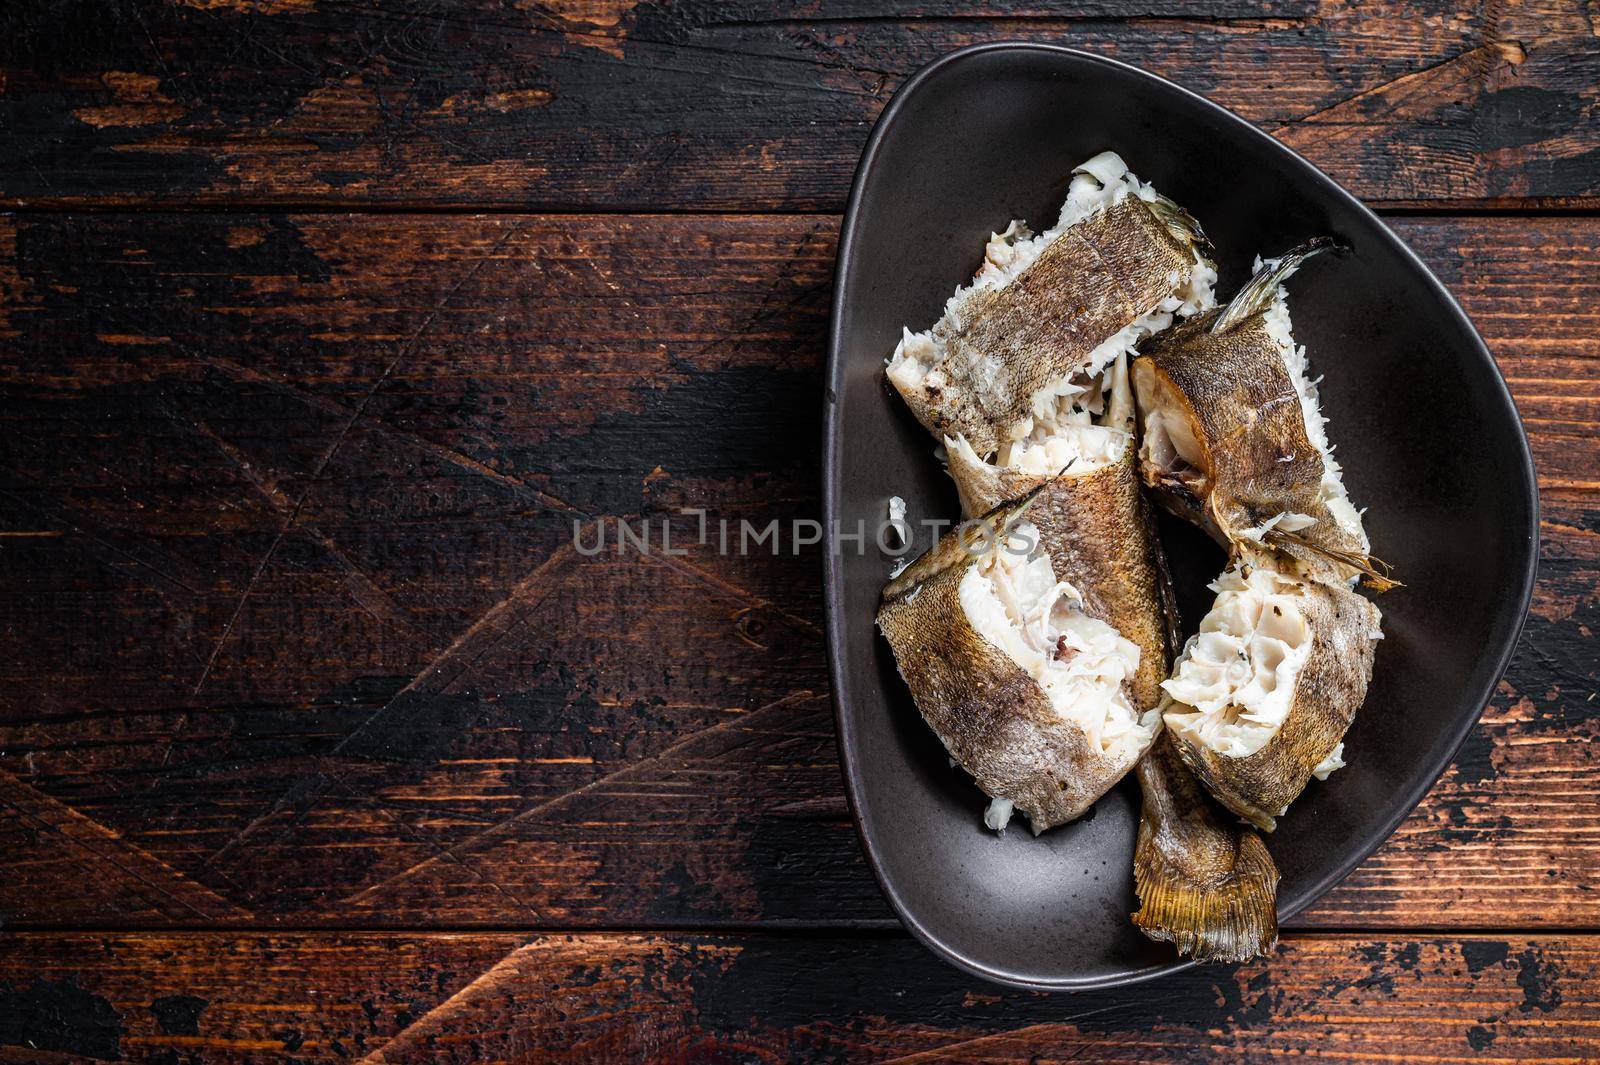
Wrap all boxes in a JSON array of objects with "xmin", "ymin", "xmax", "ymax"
[
  {"xmin": 1, "ymin": 0, "xmax": 1599, "ymax": 209},
  {"xmin": 0, "ymin": 932, "xmax": 1591, "ymax": 1062},
  {"xmin": 0, "ymin": 213, "xmax": 1595, "ymax": 930}
]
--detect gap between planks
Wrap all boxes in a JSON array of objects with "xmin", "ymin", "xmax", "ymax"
[
  {"xmin": 8, "ymin": 202, "xmax": 1600, "ymax": 218},
  {"xmin": 4, "ymin": 923, "xmax": 1598, "ymax": 937}
]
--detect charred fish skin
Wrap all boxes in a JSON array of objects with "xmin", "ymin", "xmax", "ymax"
[
  {"xmin": 1132, "ymin": 734, "xmax": 1280, "ymax": 963},
  {"xmin": 1163, "ymin": 562, "xmax": 1382, "ymax": 832},
  {"xmin": 877, "ymin": 501, "xmax": 1155, "ymax": 832},
  {"xmin": 888, "ymin": 155, "xmax": 1215, "ymax": 459}
]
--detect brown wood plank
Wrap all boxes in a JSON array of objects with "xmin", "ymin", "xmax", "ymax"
[
  {"xmin": 0, "ymin": 932, "xmax": 527, "ymax": 1062},
  {"xmin": 0, "ymin": 212, "xmax": 1595, "ymax": 930},
  {"xmin": 2, "ymin": 1, "xmax": 1598, "ymax": 209},
  {"xmin": 0, "ymin": 931, "xmax": 1594, "ymax": 1062}
]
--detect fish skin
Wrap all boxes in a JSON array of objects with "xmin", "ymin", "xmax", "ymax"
[
  {"xmin": 1164, "ymin": 560, "xmax": 1382, "ymax": 832},
  {"xmin": 947, "ymin": 428, "xmax": 1278, "ymax": 957},
  {"xmin": 946, "ymin": 445, "xmax": 1174, "ymax": 713},
  {"xmin": 876, "ymin": 500, "xmax": 1144, "ymax": 830},
  {"xmin": 894, "ymin": 197, "xmax": 1200, "ymax": 457},
  {"xmin": 1131, "ymin": 253, "xmax": 1386, "ymax": 829},
  {"xmin": 1132, "ymin": 310, "xmax": 1370, "ymax": 571},
  {"xmin": 1132, "ymin": 733, "xmax": 1280, "ymax": 962}
]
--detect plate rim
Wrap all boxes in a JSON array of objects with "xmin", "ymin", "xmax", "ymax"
[{"xmin": 822, "ymin": 40, "xmax": 1540, "ymax": 992}]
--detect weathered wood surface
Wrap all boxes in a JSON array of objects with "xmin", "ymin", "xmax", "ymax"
[
  {"xmin": 0, "ymin": 932, "xmax": 1592, "ymax": 1062},
  {"xmin": 1, "ymin": 213, "xmax": 1595, "ymax": 929},
  {"xmin": 2, "ymin": 0, "xmax": 1599, "ymax": 209}
]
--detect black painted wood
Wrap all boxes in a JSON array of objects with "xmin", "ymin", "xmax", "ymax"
[
  {"xmin": 0, "ymin": 5, "xmax": 1596, "ymax": 1054},
  {"xmin": 0, "ymin": 0, "xmax": 1597, "ymax": 209},
  {"xmin": 0, "ymin": 213, "xmax": 1593, "ymax": 931}
]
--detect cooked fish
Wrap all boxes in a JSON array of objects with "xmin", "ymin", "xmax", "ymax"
[
  {"xmin": 1132, "ymin": 732, "xmax": 1279, "ymax": 962},
  {"xmin": 944, "ymin": 354, "xmax": 1174, "ymax": 717},
  {"xmin": 942, "ymin": 361, "xmax": 1278, "ymax": 957},
  {"xmin": 1131, "ymin": 240, "xmax": 1393, "ymax": 589},
  {"xmin": 1160, "ymin": 556, "xmax": 1383, "ymax": 831},
  {"xmin": 887, "ymin": 151, "xmax": 1216, "ymax": 458},
  {"xmin": 877, "ymin": 497, "xmax": 1158, "ymax": 832},
  {"xmin": 1129, "ymin": 242, "xmax": 1388, "ymax": 827}
]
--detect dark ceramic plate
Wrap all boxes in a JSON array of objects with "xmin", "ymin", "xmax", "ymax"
[{"xmin": 823, "ymin": 43, "xmax": 1538, "ymax": 991}]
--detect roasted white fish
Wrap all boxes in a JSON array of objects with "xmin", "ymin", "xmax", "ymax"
[
  {"xmin": 1132, "ymin": 240, "xmax": 1391, "ymax": 588},
  {"xmin": 1132, "ymin": 732, "xmax": 1280, "ymax": 961},
  {"xmin": 942, "ymin": 358, "xmax": 1279, "ymax": 958},
  {"xmin": 887, "ymin": 151, "xmax": 1216, "ymax": 458},
  {"xmin": 1159, "ymin": 558, "xmax": 1382, "ymax": 831},
  {"xmin": 944, "ymin": 355, "xmax": 1172, "ymax": 742},
  {"xmin": 877, "ymin": 498, "xmax": 1157, "ymax": 832},
  {"xmin": 1133, "ymin": 246, "xmax": 1389, "ymax": 830}
]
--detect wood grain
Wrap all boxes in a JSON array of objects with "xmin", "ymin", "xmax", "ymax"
[
  {"xmin": 0, "ymin": 212, "xmax": 1595, "ymax": 932},
  {"xmin": 3, "ymin": 0, "xmax": 1595, "ymax": 1047},
  {"xmin": 1, "ymin": 0, "xmax": 1598, "ymax": 209},
  {"xmin": 0, "ymin": 932, "xmax": 1594, "ymax": 1062}
]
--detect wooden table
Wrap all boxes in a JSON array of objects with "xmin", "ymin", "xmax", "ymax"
[{"xmin": 1, "ymin": 2, "xmax": 1597, "ymax": 1060}]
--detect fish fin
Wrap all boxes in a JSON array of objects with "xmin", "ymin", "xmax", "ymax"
[
  {"xmin": 1263, "ymin": 528, "xmax": 1402, "ymax": 592},
  {"xmin": 1104, "ymin": 350, "xmax": 1135, "ymax": 432},
  {"xmin": 881, "ymin": 481, "xmax": 1050, "ymax": 600},
  {"xmin": 1132, "ymin": 743, "xmax": 1280, "ymax": 963},
  {"xmin": 1144, "ymin": 194, "xmax": 1215, "ymax": 260},
  {"xmin": 1210, "ymin": 237, "xmax": 1344, "ymax": 334},
  {"xmin": 1132, "ymin": 826, "xmax": 1280, "ymax": 963}
]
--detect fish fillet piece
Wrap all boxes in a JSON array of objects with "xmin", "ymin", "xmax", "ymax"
[
  {"xmin": 1132, "ymin": 733, "xmax": 1280, "ymax": 962},
  {"xmin": 1160, "ymin": 559, "xmax": 1382, "ymax": 831},
  {"xmin": 877, "ymin": 498, "xmax": 1157, "ymax": 832},
  {"xmin": 1132, "ymin": 241, "xmax": 1392, "ymax": 589},
  {"xmin": 887, "ymin": 151, "xmax": 1216, "ymax": 458},
  {"xmin": 943, "ymin": 360, "xmax": 1278, "ymax": 957},
  {"xmin": 944, "ymin": 355, "xmax": 1174, "ymax": 717},
  {"xmin": 1130, "ymin": 242, "xmax": 1388, "ymax": 827}
]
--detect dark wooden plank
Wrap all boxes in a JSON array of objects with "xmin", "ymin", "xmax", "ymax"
[
  {"xmin": 0, "ymin": 212, "xmax": 1595, "ymax": 930},
  {"xmin": 0, "ymin": 211, "xmax": 839, "ymax": 927},
  {"xmin": 0, "ymin": 932, "xmax": 527, "ymax": 1062},
  {"xmin": 0, "ymin": 931, "xmax": 1594, "ymax": 1062},
  {"xmin": 2, "ymin": 0, "xmax": 1598, "ymax": 209}
]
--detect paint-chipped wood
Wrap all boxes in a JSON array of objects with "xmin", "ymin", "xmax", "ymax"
[
  {"xmin": 0, "ymin": 932, "xmax": 1593, "ymax": 1062},
  {"xmin": 0, "ymin": 212, "xmax": 1594, "ymax": 929},
  {"xmin": 1, "ymin": 1, "xmax": 1598, "ymax": 208},
  {"xmin": 3, "ymin": 0, "xmax": 1596, "ymax": 1049}
]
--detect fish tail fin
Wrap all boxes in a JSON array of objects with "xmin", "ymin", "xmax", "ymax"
[
  {"xmin": 1145, "ymin": 194, "xmax": 1215, "ymax": 260},
  {"xmin": 1132, "ymin": 826, "xmax": 1280, "ymax": 963},
  {"xmin": 1264, "ymin": 529, "xmax": 1403, "ymax": 592},
  {"xmin": 1210, "ymin": 236, "xmax": 1345, "ymax": 334},
  {"xmin": 1132, "ymin": 743, "xmax": 1280, "ymax": 962}
]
